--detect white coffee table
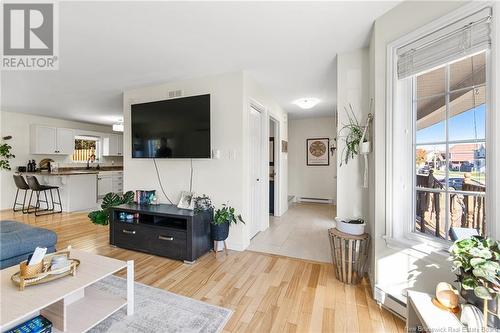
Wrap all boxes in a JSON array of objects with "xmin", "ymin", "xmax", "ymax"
[{"xmin": 0, "ymin": 250, "xmax": 134, "ymax": 332}]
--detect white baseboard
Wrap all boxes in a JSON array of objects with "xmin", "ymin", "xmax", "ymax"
[
  {"xmin": 374, "ymin": 285, "xmax": 407, "ymax": 319},
  {"xmin": 225, "ymin": 241, "xmax": 246, "ymax": 252}
]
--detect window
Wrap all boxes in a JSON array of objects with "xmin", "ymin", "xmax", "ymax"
[
  {"xmin": 72, "ymin": 136, "xmax": 100, "ymax": 162},
  {"xmin": 414, "ymin": 52, "xmax": 487, "ymax": 240},
  {"xmin": 387, "ymin": 5, "xmax": 493, "ymax": 247}
]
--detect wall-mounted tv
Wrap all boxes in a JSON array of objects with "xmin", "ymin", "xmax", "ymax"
[{"xmin": 131, "ymin": 94, "xmax": 211, "ymax": 158}]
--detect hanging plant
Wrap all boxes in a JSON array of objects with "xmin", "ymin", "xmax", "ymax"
[
  {"xmin": 338, "ymin": 105, "xmax": 365, "ymax": 166},
  {"xmin": 0, "ymin": 136, "xmax": 15, "ymax": 171}
]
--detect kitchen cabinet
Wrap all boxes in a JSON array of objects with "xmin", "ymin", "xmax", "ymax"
[
  {"xmin": 97, "ymin": 174, "xmax": 113, "ymax": 197},
  {"xmin": 30, "ymin": 125, "xmax": 75, "ymax": 155},
  {"xmin": 102, "ymin": 134, "xmax": 123, "ymax": 156},
  {"xmin": 97, "ymin": 171, "xmax": 123, "ymax": 198}
]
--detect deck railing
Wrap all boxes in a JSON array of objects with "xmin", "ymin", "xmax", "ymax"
[{"xmin": 416, "ymin": 171, "xmax": 486, "ymax": 239}]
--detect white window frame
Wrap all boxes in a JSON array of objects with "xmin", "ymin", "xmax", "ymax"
[
  {"xmin": 385, "ymin": 2, "xmax": 498, "ymax": 254},
  {"xmin": 72, "ymin": 135, "xmax": 101, "ymax": 163}
]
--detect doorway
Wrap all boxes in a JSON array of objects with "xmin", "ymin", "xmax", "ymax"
[{"xmin": 269, "ymin": 118, "xmax": 278, "ymax": 216}]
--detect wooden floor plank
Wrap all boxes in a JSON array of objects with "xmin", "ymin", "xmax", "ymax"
[{"xmin": 0, "ymin": 209, "xmax": 404, "ymax": 332}]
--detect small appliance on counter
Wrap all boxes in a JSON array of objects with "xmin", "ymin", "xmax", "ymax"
[{"xmin": 17, "ymin": 166, "xmax": 27, "ymax": 172}]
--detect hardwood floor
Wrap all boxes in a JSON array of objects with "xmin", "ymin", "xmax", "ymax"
[{"xmin": 0, "ymin": 210, "xmax": 405, "ymax": 333}]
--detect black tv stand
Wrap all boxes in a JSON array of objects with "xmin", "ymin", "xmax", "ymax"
[{"xmin": 109, "ymin": 203, "xmax": 212, "ymax": 263}]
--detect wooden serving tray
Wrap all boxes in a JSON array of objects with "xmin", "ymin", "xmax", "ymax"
[{"xmin": 11, "ymin": 249, "xmax": 80, "ymax": 291}]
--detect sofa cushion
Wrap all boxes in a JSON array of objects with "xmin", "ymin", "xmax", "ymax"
[{"xmin": 0, "ymin": 220, "xmax": 57, "ymax": 262}]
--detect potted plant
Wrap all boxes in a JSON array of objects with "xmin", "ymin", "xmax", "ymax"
[
  {"xmin": 0, "ymin": 136, "xmax": 15, "ymax": 171},
  {"xmin": 88, "ymin": 191, "xmax": 134, "ymax": 225},
  {"xmin": 334, "ymin": 217, "xmax": 366, "ymax": 235},
  {"xmin": 211, "ymin": 204, "xmax": 244, "ymax": 241},
  {"xmin": 450, "ymin": 236, "xmax": 500, "ymax": 328},
  {"xmin": 194, "ymin": 194, "xmax": 214, "ymax": 214},
  {"xmin": 338, "ymin": 105, "xmax": 365, "ymax": 166}
]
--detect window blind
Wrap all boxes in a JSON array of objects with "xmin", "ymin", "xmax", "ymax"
[{"xmin": 397, "ymin": 7, "xmax": 492, "ymax": 79}]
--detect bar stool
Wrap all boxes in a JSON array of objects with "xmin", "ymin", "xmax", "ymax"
[
  {"xmin": 26, "ymin": 175, "xmax": 62, "ymax": 216},
  {"xmin": 13, "ymin": 175, "xmax": 31, "ymax": 213}
]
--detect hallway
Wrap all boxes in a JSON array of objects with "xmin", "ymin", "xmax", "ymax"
[{"xmin": 248, "ymin": 203, "xmax": 335, "ymax": 263}]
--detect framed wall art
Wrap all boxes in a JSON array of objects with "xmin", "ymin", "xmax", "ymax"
[{"xmin": 306, "ymin": 138, "xmax": 329, "ymax": 166}]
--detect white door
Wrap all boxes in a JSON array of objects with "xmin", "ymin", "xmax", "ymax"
[
  {"xmin": 56, "ymin": 128, "xmax": 75, "ymax": 155},
  {"xmin": 249, "ymin": 106, "xmax": 262, "ymax": 239}
]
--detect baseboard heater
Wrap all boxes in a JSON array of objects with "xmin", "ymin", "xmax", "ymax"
[
  {"xmin": 298, "ymin": 197, "xmax": 333, "ymax": 204},
  {"xmin": 374, "ymin": 286, "xmax": 407, "ymax": 320}
]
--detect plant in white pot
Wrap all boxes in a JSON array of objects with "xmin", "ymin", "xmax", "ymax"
[
  {"xmin": 338, "ymin": 103, "xmax": 372, "ymax": 166},
  {"xmin": 335, "ymin": 217, "xmax": 366, "ymax": 236}
]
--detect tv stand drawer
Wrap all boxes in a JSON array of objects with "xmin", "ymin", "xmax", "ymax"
[
  {"xmin": 149, "ymin": 229, "xmax": 186, "ymax": 260},
  {"xmin": 113, "ymin": 224, "xmax": 147, "ymax": 251}
]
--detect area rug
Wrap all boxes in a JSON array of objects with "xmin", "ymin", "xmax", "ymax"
[{"xmin": 89, "ymin": 275, "xmax": 232, "ymax": 333}]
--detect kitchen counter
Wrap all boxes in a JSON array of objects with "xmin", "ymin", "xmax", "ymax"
[
  {"xmin": 20, "ymin": 167, "xmax": 123, "ymax": 176},
  {"xmin": 21, "ymin": 170, "xmax": 99, "ymax": 176}
]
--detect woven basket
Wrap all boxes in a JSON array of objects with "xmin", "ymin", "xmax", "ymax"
[{"xmin": 19, "ymin": 261, "xmax": 44, "ymax": 278}]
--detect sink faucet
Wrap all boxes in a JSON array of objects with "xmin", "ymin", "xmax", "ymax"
[{"xmin": 86, "ymin": 154, "xmax": 96, "ymax": 169}]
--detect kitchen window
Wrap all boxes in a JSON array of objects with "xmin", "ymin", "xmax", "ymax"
[{"xmin": 72, "ymin": 136, "xmax": 100, "ymax": 162}]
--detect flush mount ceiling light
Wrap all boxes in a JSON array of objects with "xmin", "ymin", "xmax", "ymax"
[
  {"xmin": 112, "ymin": 118, "xmax": 124, "ymax": 132},
  {"xmin": 292, "ymin": 98, "xmax": 321, "ymax": 110}
]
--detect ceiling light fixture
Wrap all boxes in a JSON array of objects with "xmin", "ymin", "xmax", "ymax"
[
  {"xmin": 112, "ymin": 118, "xmax": 124, "ymax": 132},
  {"xmin": 293, "ymin": 98, "xmax": 320, "ymax": 110}
]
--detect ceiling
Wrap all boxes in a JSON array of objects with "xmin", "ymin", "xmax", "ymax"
[{"xmin": 1, "ymin": 1, "xmax": 399, "ymax": 124}]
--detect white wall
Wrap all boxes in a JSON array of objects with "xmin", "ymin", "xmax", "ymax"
[
  {"xmin": 370, "ymin": 0, "xmax": 477, "ymax": 302},
  {"xmin": 336, "ymin": 48, "xmax": 370, "ymax": 219},
  {"xmin": 123, "ymin": 71, "xmax": 288, "ymax": 251},
  {"xmin": 288, "ymin": 117, "xmax": 336, "ymax": 202},
  {"xmin": 0, "ymin": 111, "xmax": 121, "ymax": 210}
]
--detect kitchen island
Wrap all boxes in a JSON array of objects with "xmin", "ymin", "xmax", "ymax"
[{"xmin": 21, "ymin": 170, "xmax": 99, "ymax": 212}]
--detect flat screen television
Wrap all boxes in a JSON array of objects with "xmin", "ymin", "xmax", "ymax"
[{"xmin": 131, "ymin": 94, "xmax": 211, "ymax": 158}]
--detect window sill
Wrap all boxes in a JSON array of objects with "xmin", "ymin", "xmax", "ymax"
[{"xmin": 383, "ymin": 234, "xmax": 451, "ymax": 266}]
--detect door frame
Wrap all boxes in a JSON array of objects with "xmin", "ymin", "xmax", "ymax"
[
  {"xmin": 269, "ymin": 116, "xmax": 280, "ymax": 218},
  {"xmin": 246, "ymin": 98, "xmax": 283, "ymax": 244}
]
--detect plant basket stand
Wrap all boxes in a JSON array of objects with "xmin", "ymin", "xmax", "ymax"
[{"xmin": 329, "ymin": 228, "xmax": 370, "ymax": 285}]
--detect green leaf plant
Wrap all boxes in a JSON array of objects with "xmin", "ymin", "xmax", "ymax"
[
  {"xmin": 338, "ymin": 105, "xmax": 365, "ymax": 166},
  {"xmin": 450, "ymin": 236, "xmax": 500, "ymax": 301},
  {"xmin": 88, "ymin": 191, "xmax": 134, "ymax": 225},
  {"xmin": 0, "ymin": 136, "xmax": 15, "ymax": 171},
  {"xmin": 213, "ymin": 204, "xmax": 245, "ymax": 226}
]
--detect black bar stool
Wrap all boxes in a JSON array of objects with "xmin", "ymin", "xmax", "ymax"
[
  {"xmin": 26, "ymin": 175, "xmax": 62, "ymax": 216},
  {"xmin": 13, "ymin": 175, "xmax": 31, "ymax": 213}
]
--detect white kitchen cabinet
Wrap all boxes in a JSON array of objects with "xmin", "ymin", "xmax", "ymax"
[
  {"xmin": 30, "ymin": 125, "xmax": 75, "ymax": 155},
  {"xmin": 102, "ymin": 134, "xmax": 123, "ymax": 156},
  {"xmin": 56, "ymin": 128, "xmax": 76, "ymax": 154},
  {"xmin": 97, "ymin": 171, "xmax": 123, "ymax": 197},
  {"xmin": 97, "ymin": 174, "xmax": 113, "ymax": 197},
  {"xmin": 112, "ymin": 172, "xmax": 123, "ymax": 193}
]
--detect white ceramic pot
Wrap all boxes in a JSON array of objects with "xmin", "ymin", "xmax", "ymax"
[
  {"xmin": 335, "ymin": 217, "xmax": 366, "ymax": 235},
  {"xmin": 360, "ymin": 141, "xmax": 371, "ymax": 154}
]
